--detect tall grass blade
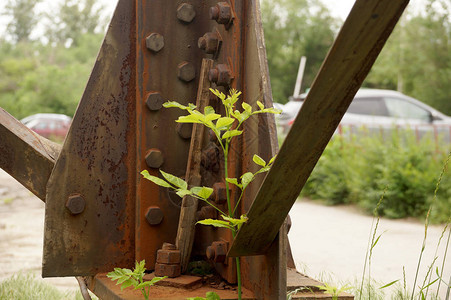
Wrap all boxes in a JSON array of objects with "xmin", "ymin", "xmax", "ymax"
[
  {"xmin": 436, "ymin": 220, "xmax": 451, "ymax": 299},
  {"xmin": 411, "ymin": 151, "xmax": 450, "ymax": 300}
]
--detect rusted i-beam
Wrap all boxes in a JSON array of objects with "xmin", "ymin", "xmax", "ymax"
[
  {"xmin": 229, "ymin": 0, "xmax": 409, "ymax": 257},
  {"xmin": 0, "ymin": 108, "xmax": 61, "ymax": 201}
]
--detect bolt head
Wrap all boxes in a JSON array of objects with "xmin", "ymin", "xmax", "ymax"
[
  {"xmin": 208, "ymin": 68, "xmax": 219, "ymax": 83},
  {"xmin": 176, "ymin": 122, "xmax": 192, "ymax": 139},
  {"xmin": 177, "ymin": 62, "xmax": 196, "ymax": 82},
  {"xmin": 212, "ymin": 182, "xmax": 227, "ymax": 204},
  {"xmin": 209, "ymin": 241, "xmax": 227, "ymax": 263},
  {"xmin": 210, "ymin": 2, "xmax": 232, "ymax": 24},
  {"xmin": 162, "ymin": 243, "xmax": 177, "ymax": 250},
  {"xmin": 145, "ymin": 149, "xmax": 164, "ymax": 169},
  {"xmin": 146, "ymin": 33, "xmax": 164, "ymax": 52},
  {"xmin": 155, "ymin": 263, "xmax": 181, "ymax": 278},
  {"xmin": 145, "ymin": 206, "xmax": 164, "ymax": 225},
  {"xmin": 145, "ymin": 92, "xmax": 164, "ymax": 111},
  {"xmin": 157, "ymin": 249, "xmax": 181, "ymax": 264},
  {"xmin": 198, "ymin": 32, "xmax": 220, "ymax": 54},
  {"xmin": 66, "ymin": 194, "xmax": 85, "ymax": 215},
  {"xmin": 177, "ymin": 3, "xmax": 196, "ymax": 23}
]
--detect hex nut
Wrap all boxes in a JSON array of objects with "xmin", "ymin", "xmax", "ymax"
[
  {"xmin": 146, "ymin": 33, "xmax": 164, "ymax": 52},
  {"xmin": 209, "ymin": 64, "xmax": 232, "ymax": 86},
  {"xmin": 66, "ymin": 194, "xmax": 86, "ymax": 215},
  {"xmin": 155, "ymin": 263, "xmax": 181, "ymax": 278},
  {"xmin": 210, "ymin": 2, "xmax": 233, "ymax": 25},
  {"xmin": 145, "ymin": 206, "xmax": 164, "ymax": 226},
  {"xmin": 162, "ymin": 243, "xmax": 177, "ymax": 250},
  {"xmin": 145, "ymin": 149, "xmax": 164, "ymax": 169},
  {"xmin": 145, "ymin": 92, "xmax": 164, "ymax": 111},
  {"xmin": 177, "ymin": 3, "xmax": 196, "ymax": 23},
  {"xmin": 212, "ymin": 182, "xmax": 227, "ymax": 204},
  {"xmin": 156, "ymin": 249, "xmax": 181, "ymax": 264},
  {"xmin": 197, "ymin": 206, "xmax": 217, "ymax": 221},
  {"xmin": 206, "ymin": 241, "xmax": 227, "ymax": 263},
  {"xmin": 176, "ymin": 123, "xmax": 192, "ymax": 139},
  {"xmin": 198, "ymin": 32, "xmax": 221, "ymax": 54},
  {"xmin": 177, "ymin": 62, "xmax": 196, "ymax": 82}
]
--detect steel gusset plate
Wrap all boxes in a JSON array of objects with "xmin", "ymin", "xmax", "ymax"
[{"xmin": 43, "ymin": 2, "xmax": 287, "ymax": 297}]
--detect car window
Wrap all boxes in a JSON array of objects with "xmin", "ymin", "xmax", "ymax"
[
  {"xmin": 383, "ymin": 97, "xmax": 431, "ymax": 121},
  {"xmin": 347, "ymin": 97, "xmax": 389, "ymax": 116}
]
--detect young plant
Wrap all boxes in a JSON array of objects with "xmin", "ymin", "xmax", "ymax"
[
  {"xmin": 141, "ymin": 89, "xmax": 280, "ymax": 300},
  {"xmin": 187, "ymin": 291, "xmax": 221, "ymax": 300},
  {"xmin": 316, "ymin": 283, "xmax": 352, "ymax": 300},
  {"xmin": 107, "ymin": 260, "xmax": 166, "ymax": 300}
]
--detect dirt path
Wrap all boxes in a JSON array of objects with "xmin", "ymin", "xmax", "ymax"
[
  {"xmin": 0, "ymin": 170, "xmax": 79, "ymax": 291},
  {"xmin": 289, "ymin": 200, "xmax": 450, "ymax": 298}
]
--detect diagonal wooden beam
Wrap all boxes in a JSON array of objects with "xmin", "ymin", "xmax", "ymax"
[
  {"xmin": 0, "ymin": 108, "xmax": 61, "ymax": 202},
  {"xmin": 228, "ymin": 0, "xmax": 409, "ymax": 257}
]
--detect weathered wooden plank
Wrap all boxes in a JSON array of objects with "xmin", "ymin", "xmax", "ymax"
[
  {"xmin": 0, "ymin": 108, "xmax": 61, "ymax": 201},
  {"xmin": 175, "ymin": 58, "xmax": 214, "ymax": 272},
  {"xmin": 228, "ymin": 0, "xmax": 409, "ymax": 257}
]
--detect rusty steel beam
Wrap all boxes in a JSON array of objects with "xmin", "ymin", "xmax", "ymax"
[
  {"xmin": 229, "ymin": 0, "xmax": 409, "ymax": 257},
  {"xmin": 0, "ymin": 108, "xmax": 61, "ymax": 201}
]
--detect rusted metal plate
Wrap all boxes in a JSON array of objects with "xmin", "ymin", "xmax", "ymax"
[
  {"xmin": 0, "ymin": 108, "xmax": 60, "ymax": 201},
  {"xmin": 229, "ymin": 0, "xmax": 409, "ymax": 258},
  {"xmin": 43, "ymin": 0, "xmax": 137, "ymax": 276}
]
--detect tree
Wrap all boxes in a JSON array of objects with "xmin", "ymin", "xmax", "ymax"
[
  {"xmin": 3, "ymin": 0, "xmax": 42, "ymax": 43},
  {"xmin": 261, "ymin": 0, "xmax": 338, "ymax": 103},
  {"xmin": 364, "ymin": 0, "xmax": 451, "ymax": 115}
]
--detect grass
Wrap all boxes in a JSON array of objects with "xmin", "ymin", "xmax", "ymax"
[{"xmin": 0, "ymin": 273, "xmax": 97, "ymax": 300}]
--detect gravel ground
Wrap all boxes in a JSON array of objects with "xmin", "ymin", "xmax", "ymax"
[{"xmin": 0, "ymin": 169, "xmax": 449, "ymax": 298}]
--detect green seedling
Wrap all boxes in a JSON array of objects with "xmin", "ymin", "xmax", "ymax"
[
  {"xmin": 141, "ymin": 89, "xmax": 280, "ymax": 300},
  {"xmin": 107, "ymin": 260, "xmax": 166, "ymax": 300},
  {"xmin": 187, "ymin": 291, "xmax": 221, "ymax": 300},
  {"xmin": 316, "ymin": 283, "xmax": 352, "ymax": 300}
]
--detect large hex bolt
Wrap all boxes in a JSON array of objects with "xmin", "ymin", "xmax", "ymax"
[
  {"xmin": 146, "ymin": 33, "xmax": 164, "ymax": 52},
  {"xmin": 145, "ymin": 92, "xmax": 164, "ymax": 111},
  {"xmin": 208, "ymin": 64, "xmax": 232, "ymax": 86},
  {"xmin": 176, "ymin": 3, "xmax": 196, "ymax": 23},
  {"xmin": 156, "ymin": 249, "xmax": 181, "ymax": 264},
  {"xmin": 198, "ymin": 32, "xmax": 221, "ymax": 55},
  {"xmin": 212, "ymin": 182, "xmax": 227, "ymax": 204},
  {"xmin": 210, "ymin": 2, "xmax": 233, "ymax": 25},
  {"xmin": 206, "ymin": 241, "xmax": 227, "ymax": 263},
  {"xmin": 145, "ymin": 149, "xmax": 164, "ymax": 168},
  {"xmin": 177, "ymin": 61, "xmax": 196, "ymax": 82},
  {"xmin": 154, "ymin": 263, "xmax": 181, "ymax": 278},
  {"xmin": 176, "ymin": 123, "xmax": 192, "ymax": 139},
  {"xmin": 66, "ymin": 194, "xmax": 85, "ymax": 215},
  {"xmin": 196, "ymin": 206, "xmax": 218, "ymax": 221},
  {"xmin": 145, "ymin": 206, "xmax": 164, "ymax": 226}
]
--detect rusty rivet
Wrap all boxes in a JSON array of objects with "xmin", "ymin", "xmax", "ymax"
[
  {"xmin": 145, "ymin": 206, "xmax": 164, "ymax": 225},
  {"xmin": 208, "ymin": 64, "xmax": 232, "ymax": 86},
  {"xmin": 198, "ymin": 32, "xmax": 221, "ymax": 55},
  {"xmin": 206, "ymin": 241, "xmax": 227, "ymax": 263},
  {"xmin": 146, "ymin": 92, "xmax": 164, "ymax": 111},
  {"xmin": 212, "ymin": 182, "xmax": 227, "ymax": 204},
  {"xmin": 162, "ymin": 243, "xmax": 177, "ymax": 250},
  {"xmin": 145, "ymin": 149, "xmax": 164, "ymax": 169},
  {"xmin": 146, "ymin": 33, "xmax": 164, "ymax": 52},
  {"xmin": 177, "ymin": 61, "xmax": 196, "ymax": 82},
  {"xmin": 177, "ymin": 3, "xmax": 196, "ymax": 23},
  {"xmin": 210, "ymin": 2, "xmax": 233, "ymax": 25},
  {"xmin": 66, "ymin": 194, "xmax": 85, "ymax": 215},
  {"xmin": 176, "ymin": 123, "xmax": 193, "ymax": 139}
]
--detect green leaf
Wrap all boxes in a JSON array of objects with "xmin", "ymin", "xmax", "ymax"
[
  {"xmin": 136, "ymin": 276, "xmax": 167, "ymax": 289},
  {"xmin": 242, "ymin": 102, "xmax": 252, "ymax": 113},
  {"xmin": 197, "ymin": 219, "xmax": 234, "ymax": 230},
  {"xmin": 222, "ymin": 129, "xmax": 243, "ymax": 140},
  {"xmin": 241, "ymin": 172, "xmax": 254, "ymax": 189},
  {"xmin": 210, "ymin": 88, "xmax": 226, "ymax": 101},
  {"xmin": 257, "ymin": 100, "xmax": 264, "ymax": 110},
  {"xmin": 216, "ymin": 117, "xmax": 235, "ymax": 129},
  {"xmin": 141, "ymin": 170, "xmax": 173, "ymax": 188},
  {"xmin": 269, "ymin": 155, "xmax": 277, "ymax": 165},
  {"xmin": 160, "ymin": 170, "xmax": 187, "ymax": 190},
  {"xmin": 205, "ymin": 113, "xmax": 221, "ymax": 122},
  {"xmin": 163, "ymin": 101, "xmax": 191, "ymax": 110},
  {"xmin": 206, "ymin": 291, "xmax": 221, "ymax": 300},
  {"xmin": 253, "ymin": 154, "xmax": 266, "ymax": 167},
  {"xmin": 177, "ymin": 114, "xmax": 203, "ymax": 124},
  {"xmin": 204, "ymin": 106, "xmax": 215, "ymax": 115},
  {"xmin": 379, "ymin": 280, "xmax": 399, "ymax": 289},
  {"xmin": 226, "ymin": 178, "xmax": 242, "ymax": 189},
  {"xmin": 120, "ymin": 279, "xmax": 135, "ymax": 290},
  {"xmin": 176, "ymin": 189, "xmax": 192, "ymax": 198},
  {"xmin": 191, "ymin": 186, "xmax": 214, "ymax": 200}
]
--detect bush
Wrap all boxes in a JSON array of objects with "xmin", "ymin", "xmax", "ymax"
[{"xmin": 302, "ymin": 129, "xmax": 451, "ymax": 223}]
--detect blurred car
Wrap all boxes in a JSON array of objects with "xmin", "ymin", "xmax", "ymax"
[
  {"xmin": 277, "ymin": 89, "xmax": 451, "ymax": 142},
  {"xmin": 20, "ymin": 113, "xmax": 72, "ymax": 140}
]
